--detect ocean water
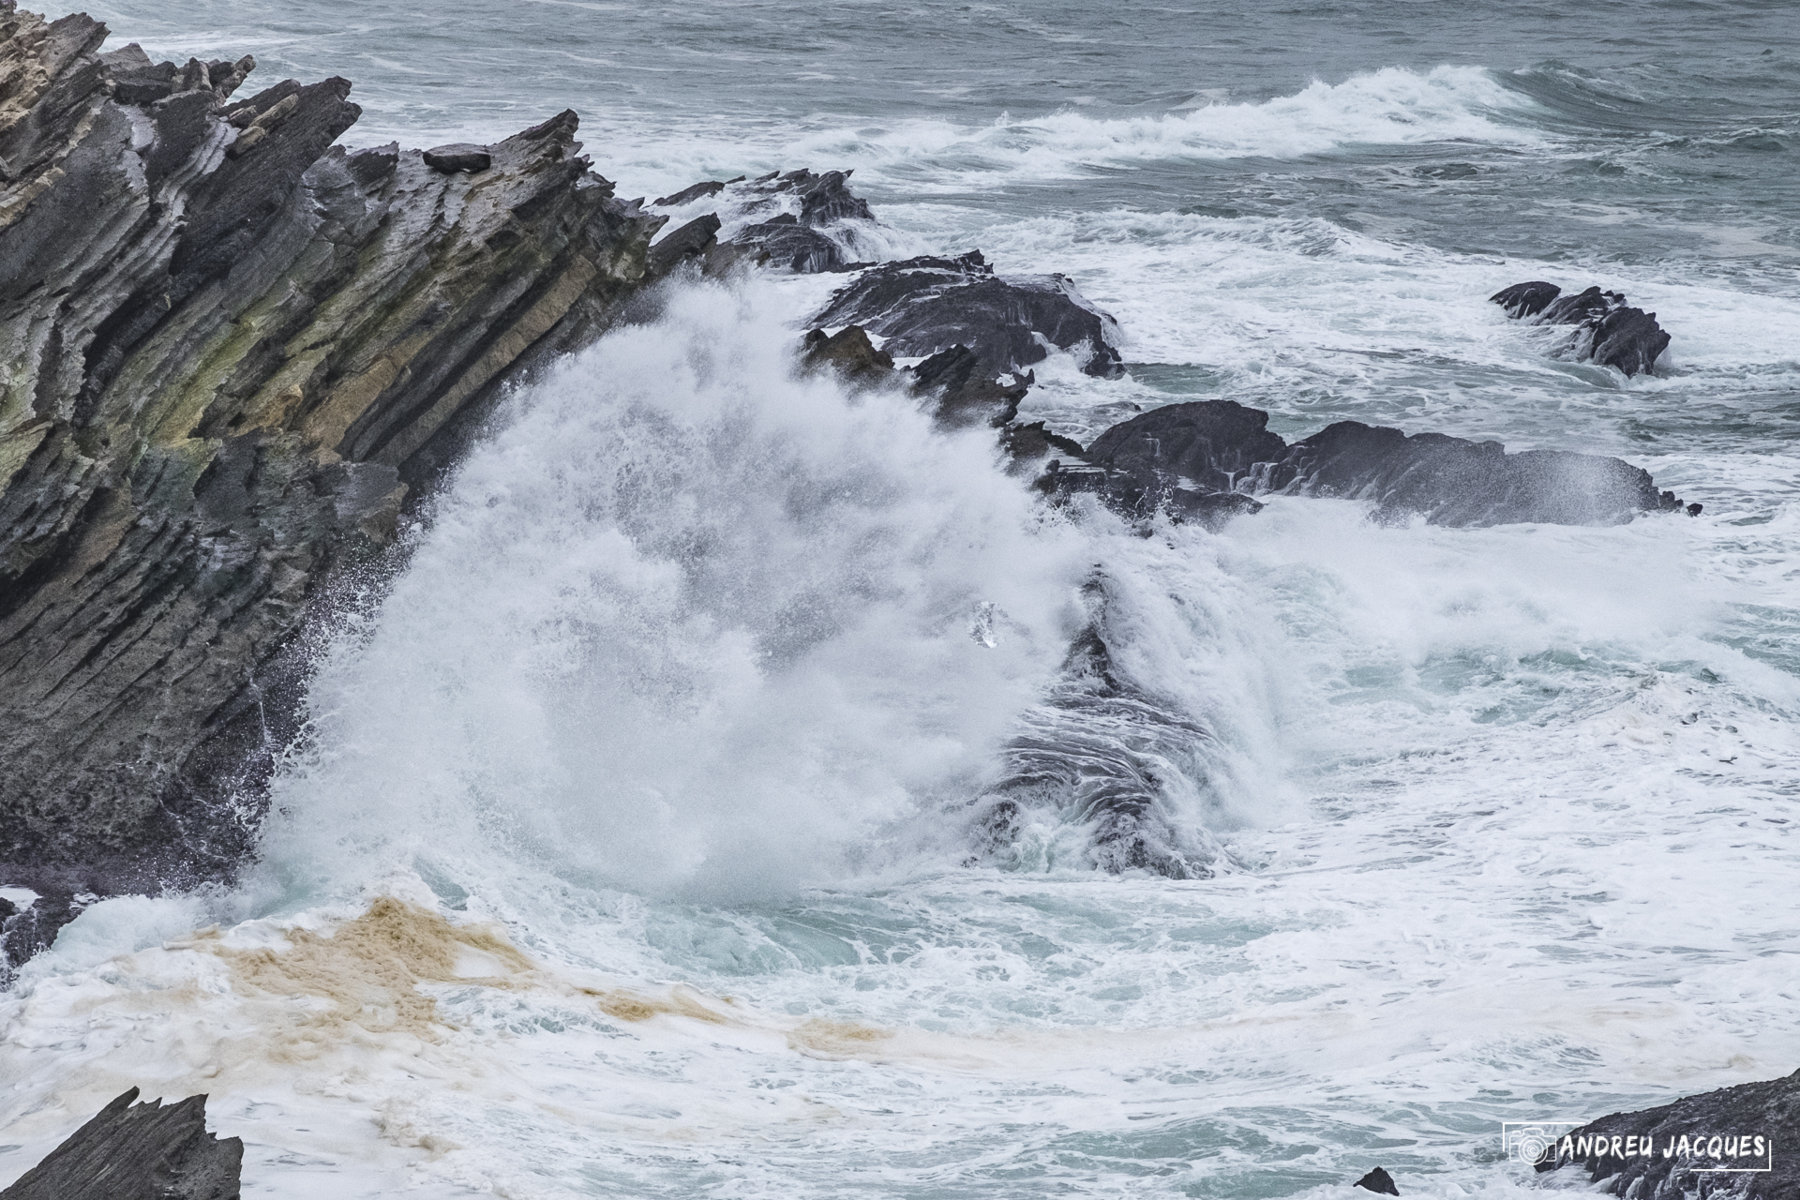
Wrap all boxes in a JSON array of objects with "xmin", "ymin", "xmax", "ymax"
[{"xmin": 4, "ymin": 1, "xmax": 1799, "ymax": 1196}]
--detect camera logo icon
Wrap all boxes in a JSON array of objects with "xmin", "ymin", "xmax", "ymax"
[{"xmin": 1502, "ymin": 1121, "xmax": 1584, "ymax": 1167}]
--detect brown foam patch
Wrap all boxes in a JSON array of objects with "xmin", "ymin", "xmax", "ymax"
[
  {"xmin": 207, "ymin": 896, "xmax": 536, "ymax": 1046},
  {"xmin": 786, "ymin": 1018, "xmax": 896, "ymax": 1060},
  {"xmin": 577, "ymin": 984, "xmax": 738, "ymax": 1026}
]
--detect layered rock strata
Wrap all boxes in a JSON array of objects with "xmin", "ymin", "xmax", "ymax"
[{"xmin": 0, "ymin": 4, "xmax": 664, "ymax": 954}]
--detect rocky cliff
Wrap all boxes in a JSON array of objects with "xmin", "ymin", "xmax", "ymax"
[{"xmin": 0, "ymin": 2, "xmax": 664, "ymax": 952}]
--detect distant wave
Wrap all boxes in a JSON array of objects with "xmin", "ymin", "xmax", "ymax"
[
  {"xmin": 776, "ymin": 65, "xmax": 1546, "ymax": 187},
  {"xmin": 573, "ymin": 65, "xmax": 1549, "ymax": 198}
]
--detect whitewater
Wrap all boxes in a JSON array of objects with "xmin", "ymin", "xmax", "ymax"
[{"xmin": 4, "ymin": 0, "xmax": 1799, "ymax": 1196}]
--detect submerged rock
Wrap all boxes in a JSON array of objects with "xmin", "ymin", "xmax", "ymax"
[
  {"xmin": 813, "ymin": 251, "xmax": 1125, "ymax": 378},
  {"xmin": 1490, "ymin": 280, "xmax": 1671, "ymax": 376},
  {"xmin": 1072, "ymin": 400, "xmax": 1690, "ymax": 527},
  {"xmin": 0, "ymin": 1087, "xmax": 242, "ymax": 1200},
  {"xmin": 970, "ymin": 574, "xmax": 1227, "ymax": 879},
  {"xmin": 0, "ymin": 5, "xmax": 664, "ymax": 956},
  {"xmin": 1535, "ymin": 1069, "xmax": 1799, "ymax": 1198}
]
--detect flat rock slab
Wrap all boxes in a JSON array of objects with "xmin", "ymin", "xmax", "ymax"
[
  {"xmin": 423, "ymin": 142, "xmax": 492, "ymax": 172},
  {"xmin": 0, "ymin": 1088, "xmax": 242, "ymax": 1200}
]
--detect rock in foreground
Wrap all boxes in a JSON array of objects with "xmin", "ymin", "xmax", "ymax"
[
  {"xmin": 1490, "ymin": 280, "xmax": 1671, "ymax": 376},
  {"xmin": 0, "ymin": 4, "xmax": 664, "ymax": 954},
  {"xmin": 1535, "ymin": 1069, "xmax": 1799, "ymax": 1198},
  {"xmin": 0, "ymin": 1088, "xmax": 241, "ymax": 1200}
]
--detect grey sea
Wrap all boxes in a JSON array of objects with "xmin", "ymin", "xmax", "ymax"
[{"xmin": 4, "ymin": 2, "xmax": 1798, "ymax": 1197}]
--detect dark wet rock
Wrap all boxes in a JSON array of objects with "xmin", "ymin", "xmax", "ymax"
[
  {"xmin": 970, "ymin": 573, "xmax": 1226, "ymax": 879},
  {"xmin": 801, "ymin": 325, "xmax": 895, "ymax": 384},
  {"xmin": 1075, "ymin": 401, "xmax": 1687, "ymax": 528},
  {"xmin": 1036, "ymin": 458, "xmax": 1264, "ymax": 531},
  {"xmin": 1535, "ymin": 1068, "xmax": 1799, "ymax": 1198},
  {"xmin": 648, "ymin": 212, "xmax": 721, "ymax": 276},
  {"xmin": 1355, "ymin": 1167, "xmax": 1400, "ymax": 1195},
  {"xmin": 0, "ymin": 1087, "xmax": 242, "ymax": 1200},
  {"xmin": 422, "ymin": 142, "xmax": 491, "ymax": 173},
  {"xmin": 1588, "ymin": 304, "xmax": 1670, "ymax": 377},
  {"xmin": 0, "ymin": 6, "xmax": 663, "ymax": 959},
  {"xmin": 1490, "ymin": 281, "xmax": 1671, "ymax": 376},
  {"xmin": 999, "ymin": 420, "xmax": 1087, "ymax": 464},
  {"xmin": 814, "ymin": 251, "xmax": 1124, "ymax": 379},
  {"xmin": 911, "ymin": 344, "xmax": 1031, "ymax": 428},
  {"xmin": 652, "ymin": 177, "xmax": 732, "ymax": 207},
  {"xmin": 0, "ymin": 887, "xmax": 80, "ymax": 979},
  {"xmin": 1086, "ymin": 398, "xmax": 1286, "ymax": 494},
  {"xmin": 652, "ymin": 167, "xmax": 878, "ymax": 274},
  {"xmin": 1269, "ymin": 420, "xmax": 1681, "ymax": 526},
  {"xmin": 1490, "ymin": 279, "xmax": 1562, "ymax": 319},
  {"xmin": 791, "ymin": 167, "xmax": 873, "ymax": 226},
  {"xmin": 735, "ymin": 212, "xmax": 852, "ymax": 272}
]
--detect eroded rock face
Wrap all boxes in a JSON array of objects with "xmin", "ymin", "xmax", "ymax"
[
  {"xmin": 0, "ymin": 1087, "xmax": 242, "ymax": 1200},
  {"xmin": 813, "ymin": 251, "xmax": 1126, "ymax": 378},
  {"xmin": 0, "ymin": 4, "xmax": 663, "ymax": 948},
  {"xmin": 1534, "ymin": 1069, "xmax": 1800, "ymax": 1199},
  {"xmin": 1073, "ymin": 400, "xmax": 1689, "ymax": 527},
  {"xmin": 1490, "ymin": 280, "xmax": 1671, "ymax": 376}
]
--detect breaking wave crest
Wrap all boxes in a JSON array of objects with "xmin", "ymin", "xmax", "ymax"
[{"xmin": 254, "ymin": 282, "xmax": 1102, "ymax": 906}]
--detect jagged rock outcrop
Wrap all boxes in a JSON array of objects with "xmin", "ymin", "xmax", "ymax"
[
  {"xmin": 0, "ymin": 1087, "xmax": 242, "ymax": 1200},
  {"xmin": 653, "ymin": 167, "xmax": 876, "ymax": 273},
  {"xmin": 0, "ymin": 4, "xmax": 664, "ymax": 957},
  {"xmin": 814, "ymin": 251, "xmax": 1125, "ymax": 378},
  {"xmin": 1490, "ymin": 280, "xmax": 1671, "ymax": 376},
  {"xmin": 796, "ymin": 325, "xmax": 1035, "ymax": 435},
  {"xmin": 1068, "ymin": 400, "xmax": 1693, "ymax": 527},
  {"xmin": 1535, "ymin": 1069, "xmax": 1799, "ymax": 1198}
]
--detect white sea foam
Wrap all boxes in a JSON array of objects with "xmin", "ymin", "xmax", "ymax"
[
  {"xmin": 576, "ymin": 66, "xmax": 1548, "ymax": 199},
  {"xmin": 251, "ymin": 280, "xmax": 1090, "ymax": 907}
]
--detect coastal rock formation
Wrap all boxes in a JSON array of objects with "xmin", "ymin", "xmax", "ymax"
[
  {"xmin": 0, "ymin": 1087, "xmax": 242, "ymax": 1200},
  {"xmin": 1536, "ymin": 1069, "xmax": 1799, "ymax": 1198},
  {"xmin": 813, "ymin": 251, "xmax": 1126, "ymax": 378},
  {"xmin": 654, "ymin": 168, "xmax": 876, "ymax": 273},
  {"xmin": 0, "ymin": 4, "xmax": 663, "ymax": 956},
  {"xmin": 1071, "ymin": 400, "xmax": 1691, "ymax": 527},
  {"xmin": 1490, "ymin": 280, "xmax": 1671, "ymax": 376}
]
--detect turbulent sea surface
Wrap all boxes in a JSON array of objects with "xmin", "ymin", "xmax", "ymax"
[{"xmin": 4, "ymin": 2, "xmax": 1800, "ymax": 1196}]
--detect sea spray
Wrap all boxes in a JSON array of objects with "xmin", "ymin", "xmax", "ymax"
[{"xmin": 253, "ymin": 281, "xmax": 1093, "ymax": 906}]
